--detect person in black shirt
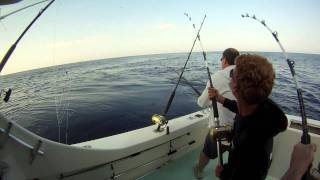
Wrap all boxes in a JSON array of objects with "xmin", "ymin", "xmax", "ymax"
[{"xmin": 210, "ymin": 54, "xmax": 288, "ymax": 180}]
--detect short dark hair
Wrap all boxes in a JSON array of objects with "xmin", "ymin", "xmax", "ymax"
[{"xmin": 223, "ymin": 48, "xmax": 239, "ymax": 65}]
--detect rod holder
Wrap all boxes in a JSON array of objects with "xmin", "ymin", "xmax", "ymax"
[
  {"xmin": 30, "ymin": 140, "xmax": 42, "ymax": 164},
  {"xmin": 0, "ymin": 122, "xmax": 12, "ymax": 148}
]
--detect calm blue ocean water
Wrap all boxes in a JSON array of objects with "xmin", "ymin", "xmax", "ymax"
[{"xmin": 0, "ymin": 52, "xmax": 319, "ymax": 144}]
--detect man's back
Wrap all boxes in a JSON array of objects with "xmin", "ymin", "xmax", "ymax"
[{"xmin": 197, "ymin": 65, "xmax": 236, "ymax": 126}]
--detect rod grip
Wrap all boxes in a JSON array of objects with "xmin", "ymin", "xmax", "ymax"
[{"xmin": 211, "ymin": 98, "xmax": 219, "ymax": 118}]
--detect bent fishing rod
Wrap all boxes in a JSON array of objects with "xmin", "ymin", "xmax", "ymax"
[
  {"xmin": 151, "ymin": 15, "xmax": 206, "ymax": 132},
  {"xmin": 0, "ymin": 0, "xmax": 55, "ymax": 73},
  {"xmin": 242, "ymin": 13, "xmax": 311, "ymax": 179},
  {"xmin": 184, "ymin": 13, "xmax": 224, "ymax": 165},
  {"xmin": 241, "ymin": 13, "xmax": 310, "ymax": 144}
]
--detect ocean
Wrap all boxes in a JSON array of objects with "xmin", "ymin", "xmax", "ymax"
[{"xmin": 0, "ymin": 52, "xmax": 319, "ymax": 144}]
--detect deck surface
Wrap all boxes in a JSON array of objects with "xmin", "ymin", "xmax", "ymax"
[
  {"xmin": 140, "ymin": 147, "xmax": 277, "ymax": 180},
  {"xmin": 140, "ymin": 147, "xmax": 227, "ymax": 180}
]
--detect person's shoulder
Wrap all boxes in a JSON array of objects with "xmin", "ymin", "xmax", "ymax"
[
  {"xmin": 261, "ymin": 99, "xmax": 288, "ymax": 134},
  {"xmin": 212, "ymin": 65, "xmax": 235, "ymax": 79},
  {"xmin": 224, "ymin": 65, "xmax": 235, "ymax": 72}
]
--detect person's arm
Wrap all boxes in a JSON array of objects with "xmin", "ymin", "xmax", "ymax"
[
  {"xmin": 197, "ymin": 81, "xmax": 210, "ymax": 108},
  {"xmin": 282, "ymin": 143, "xmax": 317, "ymax": 180},
  {"xmin": 222, "ymin": 98, "xmax": 238, "ymax": 114},
  {"xmin": 208, "ymin": 87, "xmax": 238, "ymax": 113}
]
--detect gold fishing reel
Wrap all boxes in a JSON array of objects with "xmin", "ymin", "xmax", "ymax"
[
  {"xmin": 151, "ymin": 114, "xmax": 168, "ymax": 132},
  {"xmin": 209, "ymin": 124, "xmax": 232, "ymax": 141}
]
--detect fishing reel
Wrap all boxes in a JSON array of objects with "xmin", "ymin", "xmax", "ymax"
[
  {"xmin": 151, "ymin": 114, "xmax": 169, "ymax": 133},
  {"xmin": 0, "ymin": 88, "xmax": 12, "ymax": 103},
  {"xmin": 209, "ymin": 124, "xmax": 232, "ymax": 142}
]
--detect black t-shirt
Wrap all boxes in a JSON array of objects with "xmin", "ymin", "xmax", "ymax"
[{"xmin": 220, "ymin": 99, "xmax": 288, "ymax": 180}]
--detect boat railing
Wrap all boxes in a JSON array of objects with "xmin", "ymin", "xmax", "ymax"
[{"xmin": 0, "ymin": 122, "xmax": 44, "ymax": 164}]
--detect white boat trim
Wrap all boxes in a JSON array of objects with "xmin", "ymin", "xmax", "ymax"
[{"xmin": 0, "ymin": 109, "xmax": 319, "ymax": 180}]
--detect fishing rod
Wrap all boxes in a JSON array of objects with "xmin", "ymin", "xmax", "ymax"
[
  {"xmin": 0, "ymin": 0, "xmax": 49, "ymax": 20},
  {"xmin": 151, "ymin": 15, "xmax": 206, "ymax": 132},
  {"xmin": 242, "ymin": 13, "xmax": 311, "ymax": 178},
  {"xmin": 241, "ymin": 13, "xmax": 310, "ymax": 144},
  {"xmin": 0, "ymin": 0, "xmax": 55, "ymax": 73},
  {"xmin": 184, "ymin": 13, "xmax": 220, "ymax": 127},
  {"xmin": 184, "ymin": 13, "xmax": 225, "ymax": 166}
]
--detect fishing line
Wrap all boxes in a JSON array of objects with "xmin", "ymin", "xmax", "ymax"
[
  {"xmin": 242, "ymin": 13, "xmax": 311, "ymax": 179},
  {"xmin": 51, "ymin": 1, "xmax": 63, "ymax": 143},
  {"xmin": 55, "ymin": 71, "xmax": 74, "ymax": 143},
  {"xmin": 184, "ymin": 13, "xmax": 224, "ymax": 165},
  {"xmin": 49, "ymin": 1, "xmax": 74, "ymax": 144}
]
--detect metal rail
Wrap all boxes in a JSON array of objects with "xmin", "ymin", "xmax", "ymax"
[{"xmin": 0, "ymin": 126, "xmax": 44, "ymax": 155}]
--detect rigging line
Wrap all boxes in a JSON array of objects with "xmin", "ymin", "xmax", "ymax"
[
  {"xmin": 56, "ymin": 78, "xmax": 70, "ymax": 143},
  {"xmin": 0, "ymin": 9, "xmax": 7, "ymax": 31},
  {"xmin": 50, "ymin": 1, "xmax": 72, "ymax": 143},
  {"xmin": 0, "ymin": 0, "xmax": 55, "ymax": 73},
  {"xmin": 184, "ymin": 13, "xmax": 223, "ymax": 165},
  {"xmin": 241, "ymin": 13, "xmax": 311, "ymax": 179},
  {"xmin": 161, "ymin": 14, "xmax": 206, "ymax": 117},
  {"xmin": 63, "ymin": 72, "xmax": 74, "ymax": 144},
  {"xmin": 0, "ymin": 0, "xmax": 49, "ymax": 21},
  {"xmin": 166, "ymin": 66, "xmax": 201, "ymax": 97}
]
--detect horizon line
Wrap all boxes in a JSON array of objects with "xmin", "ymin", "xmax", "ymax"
[{"xmin": 1, "ymin": 50, "xmax": 319, "ymax": 76}]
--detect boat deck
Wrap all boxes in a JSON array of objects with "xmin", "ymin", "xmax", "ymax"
[
  {"xmin": 140, "ymin": 147, "xmax": 277, "ymax": 180},
  {"xmin": 140, "ymin": 147, "xmax": 220, "ymax": 180}
]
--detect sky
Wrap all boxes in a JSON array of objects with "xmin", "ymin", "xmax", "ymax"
[{"xmin": 0, "ymin": 0, "xmax": 319, "ymax": 74}]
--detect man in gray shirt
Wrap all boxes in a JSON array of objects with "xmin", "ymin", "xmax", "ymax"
[{"xmin": 194, "ymin": 48, "xmax": 239, "ymax": 179}]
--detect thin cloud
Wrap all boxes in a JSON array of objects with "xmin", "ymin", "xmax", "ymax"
[
  {"xmin": 52, "ymin": 35, "xmax": 114, "ymax": 49},
  {"xmin": 149, "ymin": 23, "xmax": 177, "ymax": 31}
]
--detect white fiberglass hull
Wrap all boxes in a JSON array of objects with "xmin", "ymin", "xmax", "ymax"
[
  {"xmin": 0, "ymin": 110, "xmax": 209, "ymax": 180},
  {"xmin": 0, "ymin": 111, "xmax": 319, "ymax": 180}
]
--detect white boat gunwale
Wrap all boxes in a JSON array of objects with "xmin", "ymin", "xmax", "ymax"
[{"xmin": 1, "ymin": 109, "xmax": 320, "ymax": 180}]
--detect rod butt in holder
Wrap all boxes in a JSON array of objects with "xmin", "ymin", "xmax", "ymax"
[
  {"xmin": 151, "ymin": 114, "xmax": 168, "ymax": 132},
  {"xmin": 0, "ymin": 122, "xmax": 12, "ymax": 148}
]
